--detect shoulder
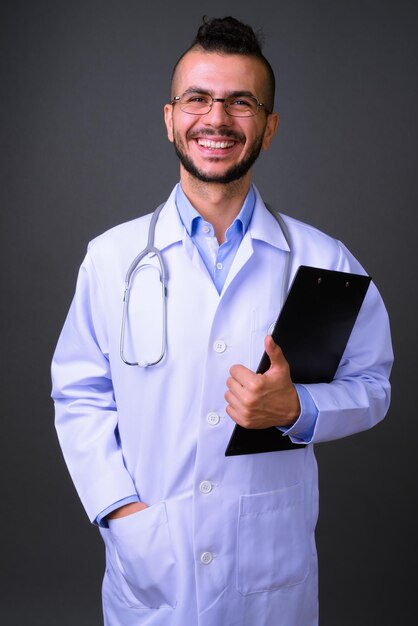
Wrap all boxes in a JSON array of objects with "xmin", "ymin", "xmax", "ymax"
[
  {"xmin": 276, "ymin": 210, "xmax": 366, "ymax": 274},
  {"xmin": 88, "ymin": 212, "xmax": 153, "ymax": 253},
  {"xmin": 86, "ymin": 186, "xmax": 180, "ymax": 262},
  {"xmin": 279, "ymin": 211, "xmax": 339, "ymax": 246},
  {"xmin": 73, "ymin": 213, "xmax": 156, "ymax": 287},
  {"xmin": 255, "ymin": 187, "xmax": 345, "ymax": 263}
]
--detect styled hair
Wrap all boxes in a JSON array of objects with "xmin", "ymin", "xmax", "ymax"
[
  {"xmin": 171, "ymin": 16, "xmax": 276, "ymax": 110},
  {"xmin": 192, "ymin": 15, "xmax": 265, "ymax": 55}
]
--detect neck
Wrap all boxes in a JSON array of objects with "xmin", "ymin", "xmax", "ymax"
[{"xmin": 180, "ymin": 170, "xmax": 251, "ymax": 243}]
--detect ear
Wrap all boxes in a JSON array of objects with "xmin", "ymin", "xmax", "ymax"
[
  {"xmin": 164, "ymin": 103, "xmax": 174, "ymax": 143},
  {"xmin": 262, "ymin": 112, "xmax": 279, "ymax": 150}
]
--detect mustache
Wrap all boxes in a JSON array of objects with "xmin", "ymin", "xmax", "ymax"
[{"xmin": 187, "ymin": 128, "xmax": 245, "ymax": 143}]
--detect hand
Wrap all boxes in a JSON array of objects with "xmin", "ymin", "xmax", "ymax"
[
  {"xmin": 225, "ymin": 335, "xmax": 300, "ymax": 429},
  {"xmin": 106, "ymin": 501, "xmax": 149, "ymax": 520}
]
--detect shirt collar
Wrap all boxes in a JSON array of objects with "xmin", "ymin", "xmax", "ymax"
[
  {"xmin": 247, "ymin": 185, "xmax": 290, "ymax": 252},
  {"xmin": 152, "ymin": 183, "xmax": 290, "ymax": 253},
  {"xmin": 175, "ymin": 183, "xmax": 256, "ymax": 238}
]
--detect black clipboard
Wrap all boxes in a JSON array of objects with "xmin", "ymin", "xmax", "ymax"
[{"xmin": 225, "ymin": 265, "xmax": 372, "ymax": 456}]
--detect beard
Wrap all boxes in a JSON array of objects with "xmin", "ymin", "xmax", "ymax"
[{"xmin": 172, "ymin": 128, "xmax": 264, "ymax": 184}]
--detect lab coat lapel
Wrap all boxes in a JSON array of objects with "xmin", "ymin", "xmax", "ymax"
[
  {"xmin": 152, "ymin": 185, "xmax": 184, "ymax": 252},
  {"xmin": 220, "ymin": 189, "xmax": 290, "ymax": 296},
  {"xmin": 220, "ymin": 232, "xmax": 254, "ymax": 296},
  {"xmin": 249, "ymin": 187, "xmax": 290, "ymax": 251},
  {"xmin": 152, "ymin": 185, "xmax": 219, "ymax": 295}
]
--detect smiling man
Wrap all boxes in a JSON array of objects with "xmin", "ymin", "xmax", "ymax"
[
  {"xmin": 51, "ymin": 16, "xmax": 393, "ymax": 626},
  {"xmin": 166, "ymin": 52, "xmax": 277, "ymax": 187}
]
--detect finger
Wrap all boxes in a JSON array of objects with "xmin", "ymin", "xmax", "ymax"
[
  {"xmin": 226, "ymin": 382, "xmax": 256, "ymax": 411},
  {"xmin": 225, "ymin": 380, "xmax": 248, "ymax": 410},
  {"xmin": 224, "ymin": 388, "xmax": 240, "ymax": 411},
  {"xmin": 225, "ymin": 403, "xmax": 240, "ymax": 424},
  {"xmin": 229, "ymin": 363, "xmax": 257, "ymax": 387},
  {"xmin": 226, "ymin": 375, "xmax": 244, "ymax": 397}
]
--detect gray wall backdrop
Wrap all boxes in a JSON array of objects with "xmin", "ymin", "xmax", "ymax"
[{"xmin": 1, "ymin": 1, "xmax": 416, "ymax": 624}]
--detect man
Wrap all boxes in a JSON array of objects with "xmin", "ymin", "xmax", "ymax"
[{"xmin": 51, "ymin": 16, "xmax": 393, "ymax": 626}]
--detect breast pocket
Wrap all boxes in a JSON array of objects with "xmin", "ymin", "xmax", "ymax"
[
  {"xmin": 106, "ymin": 502, "xmax": 177, "ymax": 609},
  {"xmin": 236, "ymin": 483, "xmax": 310, "ymax": 595}
]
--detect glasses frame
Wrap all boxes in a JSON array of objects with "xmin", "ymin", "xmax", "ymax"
[{"xmin": 171, "ymin": 92, "xmax": 271, "ymax": 118}]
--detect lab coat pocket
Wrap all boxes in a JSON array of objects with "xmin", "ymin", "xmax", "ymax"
[
  {"xmin": 108, "ymin": 502, "xmax": 177, "ymax": 609},
  {"xmin": 237, "ymin": 483, "xmax": 310, "ymax": 595}
]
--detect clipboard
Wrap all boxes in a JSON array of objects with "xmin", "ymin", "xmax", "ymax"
[{"xmin": 225, "ymin": 265, "xmax": 372, "ymax": 456}]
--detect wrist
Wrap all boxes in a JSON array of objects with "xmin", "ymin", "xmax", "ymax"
[{"xmin": 106, "ymin": 501, "xmax": 148, "ymax": 520}]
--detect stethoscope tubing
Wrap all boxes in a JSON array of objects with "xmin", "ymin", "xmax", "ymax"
[
  {"xmin": 120, "ymin": 202, "xmax": 292, "ymax": 367},
  {"xmin": 120, "ymin": 204, "xmax": 167, "ymax": 366}
]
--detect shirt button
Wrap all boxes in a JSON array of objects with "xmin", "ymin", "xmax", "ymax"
[
  {"xmin": 201, "ymin": 551, "xmax": 213, "ymax": 565},
  {"xmin": 207, "ymin": 412, "xmax": 220, "ymax": 426},
  {"xmin": 216, "ymin": 262, "xmax": 223, "ymax": 270},
  {"xmin": 199, "ymin": 480, "xmax": 213, "ymax": 494},
  {"xmin": 202, "ymin": 224, "xmax": 210, "ymax": 234},
  {"xmin": 213, "ymin": 339, "xmax": 226, "ymax": 353}
]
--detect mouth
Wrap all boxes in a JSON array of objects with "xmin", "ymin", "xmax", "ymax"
[
  {"xmin": 187, "ymin": 128, "xmax": 244, "ymax": 154},
  {"xmin": 197, "ymin": 138, "xmax": 236, "ymax": 150}
]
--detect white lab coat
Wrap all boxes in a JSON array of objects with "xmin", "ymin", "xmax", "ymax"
[{"xmin": 51, "ymin": 184, "xmax": 393, "ymax": 626}]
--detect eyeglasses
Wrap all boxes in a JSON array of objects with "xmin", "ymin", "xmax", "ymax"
[{"xmin": 171, "ymin": 91, "xmax": 271, "ymax": 118}]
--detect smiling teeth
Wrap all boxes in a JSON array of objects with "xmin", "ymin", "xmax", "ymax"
[{"xmin": 198, "ymin": 139, "xmax": 235, "ymax": 149}]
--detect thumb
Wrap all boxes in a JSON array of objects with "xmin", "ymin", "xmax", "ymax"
[{"xmin": 264, "ymin": 335, "xmax": 286, "ymax": 370}]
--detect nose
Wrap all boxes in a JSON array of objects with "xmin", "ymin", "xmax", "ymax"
[{"xmin": 202, "ymin": 99, "xmax": 232, "ymax": 125}]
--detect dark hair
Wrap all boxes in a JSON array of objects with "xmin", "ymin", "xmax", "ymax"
[
  {"xmin": 192, "ymin": 15, "xmax": 264, "ymax": 55},
  {"xmin": 171, "ymin": 16, "xmax": 276, "ymax": 110}
]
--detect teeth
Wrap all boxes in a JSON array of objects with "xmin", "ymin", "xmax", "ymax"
[{"xmin": 198, "ymin": 139, "xmax": 235, "ymax": 149}]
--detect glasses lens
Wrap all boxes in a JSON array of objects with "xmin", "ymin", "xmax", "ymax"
[
  {"xmin": 225, "ymin": 96, "xmax": 259, "ymax": 117},
  {"xmin": 180, "ymin": 93, "xmax": 212, "ymax": 115}
]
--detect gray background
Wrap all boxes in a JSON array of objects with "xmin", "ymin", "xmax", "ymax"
[{"xmin": 1, "ymin": 0, "xmax": 416, "ymax": 624}]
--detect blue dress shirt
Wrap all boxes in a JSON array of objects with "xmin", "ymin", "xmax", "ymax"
[{"xmin": 175, "ymin": 183, "xmax": 255, "ymax": 294}]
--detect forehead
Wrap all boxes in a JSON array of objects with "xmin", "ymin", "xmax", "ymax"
[{"xmin": 172, "ymin": 50, "xmax": 269, "ymax": 98}]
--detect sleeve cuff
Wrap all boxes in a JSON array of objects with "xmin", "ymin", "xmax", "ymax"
[
  {"xmin": 95, "ymin": 495, "xmax": 140, "ymax": 528},
  {"xmin": 278, "ymin": 384, "xmax": 318, "ymax": 443}
]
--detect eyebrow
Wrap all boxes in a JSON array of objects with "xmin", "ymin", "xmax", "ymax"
[{"xmin": 181, "ymin": 87, "xmax": 257, "ymax": 99}]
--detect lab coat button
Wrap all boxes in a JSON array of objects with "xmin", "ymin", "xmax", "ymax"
[
  {"xmin": 199, "ymin": 480, "xmax": 213, "ymax": 494},
  {"xmin": 213, "ymin": 340, "xmax": 226, "ymax": 353},
  {"xmin": 201, "ymin": 551, "xmax": 213, "ymax": 565},
  {"xmin": 206, "ymin": 412, "xmax": 220, "ymax": 425}
]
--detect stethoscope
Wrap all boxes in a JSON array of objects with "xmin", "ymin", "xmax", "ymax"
[{"xmin": 120, "ymin": 202, "xmax": 292, "ymax": 367}]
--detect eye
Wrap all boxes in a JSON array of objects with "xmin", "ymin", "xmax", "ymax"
[
  {"xmin": 230, "ymin": 97, "xmax": 253, "ymax": 107},
  {"xmin": 184, "ymin": 93, "xmax": 211, "ymax": 104}
]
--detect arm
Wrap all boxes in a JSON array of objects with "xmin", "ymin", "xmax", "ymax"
[
  {"xmin": 300, "ymin": 280, "xmax": 393, "ymax": 443},
  {"xmin": 225, "ymin": 282, "xmax": 393, "ymax": 444},
  {"xmin": 106, "ymin": 501, "xmax": 149, "ymax": 521},
  {"xmin": 51, "ymin": 252, "xmax": 140, "ymax": 522}
]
